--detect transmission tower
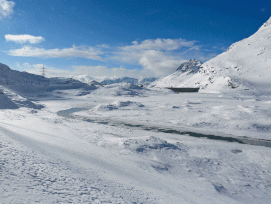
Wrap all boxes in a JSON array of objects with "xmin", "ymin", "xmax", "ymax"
[{"xmin": 41, "ymin": 66, "xmax": 46, "ymax": 77}]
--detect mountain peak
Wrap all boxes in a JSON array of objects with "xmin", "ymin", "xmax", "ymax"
[{"xmin": 176, "ymin": 59, "xmax": 202, "ymax": 73}]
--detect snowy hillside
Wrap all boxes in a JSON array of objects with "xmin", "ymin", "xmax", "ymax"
[
  {"xmin": 151, "ymin": 17, "xmax": 271, "ymax": 94},
  {"xmin": 149, "ymin": 59, "xmax": 202, "ymax": 88},
  {"xmin": 0, "ymin": 63, "xmax": 96, "ymax": 109},
  {"xmin": 0, "ymin": 63, "xmax": 93, "ymax": 92},
  {"xmin": 0, "ymin": 63, "xmax": 49, "ymax": 86}
]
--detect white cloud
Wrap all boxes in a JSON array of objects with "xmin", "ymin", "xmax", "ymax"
[
  {"xmin": 113, "ymin": 38, "xmax": 198, "ymax": 76},
  {"xmin": 8, "ymin": 45, "xmax": 104, "ymax": 61},
  {"xmin": 72, "ymin": 65, "xmax": 154, "ymax": 79},
  {"xmin": 121, "ymin": 38, "xmax": 196, "ymax": 51},
  {"xmin": 5, "ymin": 34, "xmax": 45, "ymax": 44},
  {"xmin": 137, "ymin": 50, "xmax": 186, "ymax": 76},
  {"xmin": 0, "ymin": 0, "xmax": 15, "ymax": 18}
]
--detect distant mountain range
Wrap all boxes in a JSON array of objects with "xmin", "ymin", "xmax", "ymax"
[
  {"xmin": 100, "ymin": 77, "xmax": 158, "ymax": 86},
  {"xmin": 71, "ymin": 75, "xmax": 158, "ymax": 86}
]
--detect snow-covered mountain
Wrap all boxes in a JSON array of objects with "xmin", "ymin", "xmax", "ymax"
[
  {"xmin": 151, "ymin": 17, "xmax": 271, "ymax": 94},
  {"xmin": 149, "ymin": 59, "xmax": 202, "ymax": 88}
]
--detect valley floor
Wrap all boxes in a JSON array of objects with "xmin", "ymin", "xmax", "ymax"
[{"xmin": 1, "ymin": 86, "xmax": 271, "ymax": 203}]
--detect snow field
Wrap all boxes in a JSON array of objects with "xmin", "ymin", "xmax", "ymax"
[{"xmin": 0, "ymin": 85, "xmax": 271, "ymax": 203}]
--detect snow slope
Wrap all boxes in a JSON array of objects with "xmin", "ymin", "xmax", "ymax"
[{"xmin": 151, "ymin": 17, "xmax": 271, "ymax": 94}]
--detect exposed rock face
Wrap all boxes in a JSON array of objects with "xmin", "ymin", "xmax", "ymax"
[{"xmin": 176, "ymin": 59, "xmax": 202, "ymax": 73}]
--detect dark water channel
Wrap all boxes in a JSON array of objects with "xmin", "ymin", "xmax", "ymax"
[{"xmin": 57, "ymin": 108, "xmax": 271, "ymax": 148}]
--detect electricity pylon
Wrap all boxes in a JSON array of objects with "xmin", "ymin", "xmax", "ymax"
[{"xmin": 41, "ymin": 66, "xmax": 46, "ymax": 77}]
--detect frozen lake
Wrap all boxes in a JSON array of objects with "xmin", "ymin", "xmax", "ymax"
[{"xmin": 58, "ymin": 107, "xmax": 271, "ymax": 148}]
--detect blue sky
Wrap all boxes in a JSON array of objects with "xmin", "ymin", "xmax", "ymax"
[{"xmin": 0, "ymin": 0, "xmax": 270, "ymax": 79}]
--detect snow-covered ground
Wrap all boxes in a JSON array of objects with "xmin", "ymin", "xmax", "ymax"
[{"xmin": 1, "ymin": 83, "xmax": 271, "ymax": 203}]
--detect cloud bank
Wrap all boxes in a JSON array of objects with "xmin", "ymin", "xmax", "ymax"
[
  {"xmin": 121, "ymin": 38, "xmax": 196, "ymax": 51},
  {"xmin": 5, "ymin": 34, "xmax": 45, "ymax": 44},
  {"xmin": 11, "ymin": 38, "xmax": 213, "ymax": 78},
  {"xmin": 8, "ymin": 45, "xmax": 104, "ymax": 61},
  {"xmin": 0, "ymin": 0, "xmax": 15, "ymax": 18}
]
